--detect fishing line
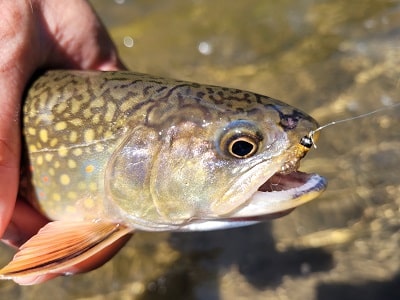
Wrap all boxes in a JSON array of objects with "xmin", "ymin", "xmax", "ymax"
[{"xmin": 300, "ymin": 102, "xmax": 400, "ymax": 149}]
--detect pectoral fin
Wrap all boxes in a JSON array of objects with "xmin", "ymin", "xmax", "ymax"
[{"xmin": 0, "ymin": 220, "xmax": 132, "ymax": 285}]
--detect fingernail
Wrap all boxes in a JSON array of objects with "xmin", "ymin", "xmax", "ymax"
[{"xmin": 1, "ymin": 222, "xmax": 22, "ymax": 248}]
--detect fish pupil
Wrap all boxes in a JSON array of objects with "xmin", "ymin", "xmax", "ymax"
[{"xmin": 231, "ymin": 140, "xmax": 255, "ymax": 158}]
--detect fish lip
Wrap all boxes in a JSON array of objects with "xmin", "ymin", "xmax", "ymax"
[
  {"xmin": 258, "ymin": 170, "xmax": 320, "ymax": 193},
  {"xmin": 228, "ymin": 170, "xmax": 327, "ymax": 219}
]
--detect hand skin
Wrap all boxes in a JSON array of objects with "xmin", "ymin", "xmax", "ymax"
[{"xmin": 0, "ymin": 0, "xmax": 127, "ymax": 284}]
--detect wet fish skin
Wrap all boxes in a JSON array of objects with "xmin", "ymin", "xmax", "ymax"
[
  {"xmin": 22, "ymin": 70, "xmax": 319, "ymax": 229},
  {"xmin": 0, "ymin": 70, "xmax": 326, "ymax": 283}
]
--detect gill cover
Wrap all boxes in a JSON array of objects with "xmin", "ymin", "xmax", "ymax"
[
  {"xmin": 105, "ymin": 110, "xmax": 222, "ymax": 227},
  {"xmin": 105, "ymin": 126, "xmax": 164, "ymax": 226}
]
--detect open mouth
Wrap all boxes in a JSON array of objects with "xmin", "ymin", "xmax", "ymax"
[
  {"xmin": 258, "ymin": 170, "xmax": 320, "ymax": 193},
  {"xmin": 230, "ymin": 169, "xmax": 327, "ymax": 218},
  {"xmin": 179, "ymin": 167, "xmax": 327, "ymax": 232},
  {"xmin": 182, "ymin": 170, "xmax": 326, "ymax": 231}
]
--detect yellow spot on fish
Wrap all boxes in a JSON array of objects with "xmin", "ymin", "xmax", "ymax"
[
  {"xmin": 92, "ymin": 114, "xmax": 101, "ymax": 124},
  {"xmin": 38, "ymin": 92, "xmax": 48, "ymax": 104},
  {"xmin": 45, "ymin": 153, "xmax": 53, "ymax": 162},
  {"xmin": 39, "ymin": 129, "xmax": 48, "ymax": 143},
  {"xmin": 105, "ymin": 102, "xmax": 116, "ymax": 122},
  {"xmin": 71, "ymin": 99, "xmax": 82, "ymax": 114},
  {"xmin": 49, "ymin": 168, "xmax": 55, "ymax": 176},
  {"xmin": 58, "ymin": 145, "xmax": 68, "ymax": 157},
  {"xmin": 27, "ymin": 127, "xmax": 36, "ymax": 135},
  {"xmin": 69, "ymin": 131, "xmax": 78, "ymax": 143},
  {"xmin": 104, "ymin": 130, "xmax": 113, "ymax": 138},
  {"xmin": 54, "ymin": 161, "xmax": 60, "ymax": 168},
  {"xmin": 83, "ymin": 108, "xmax": 92, "ymax": 119},
  {"xmin": 36, "ymin": 155, "xmax": 43, "ymax": 165},
  {"xmin": 68, "ymin": 159, "xmax": 77, "ymax": 169},
  {"xmin": 72, "ymin": 148, "xmax": 83, "ymax": 156},
  {"xmin": 55, "ymin": 102, "xmax": 68, "ymax": 114},
  {"xmin": 84, "ymin": 129, "xmax": 95, "ymax": 143},
  {"xmin": 50, "ymin": 138, "xmax": 58, "ymax": 147},
  {"xmin": 95, "ymin": 143, "xmax": 104, "ymax": 152},
  {"xmin": 29, "ymin": 144, "xmax": 37, "ymax": 152},
  {"xmin": 55, "ymin": 121, "xmax": 67, "ymax": 131},
  {"xmin": 92, "ymin": 98, "xmax": 104, "ymax": 108},
  {"xmin": 85, "ymin": 165, "xmax": 94, "ymax": 173},
  {"xmin": 60, "ymin": 174, "xmax": 70, "ymax": 185},
  {"xmin": 84, "ymin": 198, "xmax": 95, "ymax": 208},
  {"xmin": 96, "ymin": 126, "xmax": 104, "ymax": 135},
  {"xmin": 52, "ymin": 193, "xmax": 61, "ymax": 202},
  {"xmin": 70, "ymin": 118, "xmax": 83, "ymax": 127}
]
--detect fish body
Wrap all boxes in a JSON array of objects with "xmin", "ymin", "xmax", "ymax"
[{"xmin": 1, "ymin": 70, "xmax": 326, "ymax": 282}]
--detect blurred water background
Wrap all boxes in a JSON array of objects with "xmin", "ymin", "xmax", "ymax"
[{"xmin": 0, "ymin": 0, "xmax": 399, "ymax": 299}]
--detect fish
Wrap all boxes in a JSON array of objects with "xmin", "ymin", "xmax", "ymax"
[{"xmin": 0, "ymin": 70, "xmax": 327, "ymax": 284}]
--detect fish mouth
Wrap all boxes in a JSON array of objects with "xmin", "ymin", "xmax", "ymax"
[
  {"xmin": 177, "ymin": 168, "xmax": 326, "ymax": 232},
  {"xmin": 229, "ymin": 169, "xmax": 327, "ymax": 219}
]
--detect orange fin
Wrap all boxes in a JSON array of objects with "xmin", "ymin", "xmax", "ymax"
[{"xmin": 0, "ymin": 220, "xmax": 132, "ymax": 282}]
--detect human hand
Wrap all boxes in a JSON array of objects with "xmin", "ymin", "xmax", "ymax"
[{"xmin": 0, "ymin": 0, "xmax": 125, "ymax": 262}]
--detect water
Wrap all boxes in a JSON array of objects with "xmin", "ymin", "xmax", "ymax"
[{"xmin": 1, "ymin": 0, "xmax": 399, "ymax": 299}]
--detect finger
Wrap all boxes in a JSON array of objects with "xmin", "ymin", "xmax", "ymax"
[
  {"xmin": 2, "ymin": 200, "xmax": 49, "ymax": 248},
  {"xmin": 0, "ymin": 1, "xmax": 41, "ymax": 237},
  {"xmin": 38, "ymin": 0, "xmax": 127, "ymax": 71}
]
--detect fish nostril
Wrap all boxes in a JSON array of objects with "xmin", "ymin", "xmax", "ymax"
[{"xmin": 279, "ymin": 115, "xmax": 299, "ymax": 130}]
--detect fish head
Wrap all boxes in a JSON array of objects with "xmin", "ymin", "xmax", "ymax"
[{"xmin": 106, "ymin": 85, "xmax": 326, "ymax": 230}]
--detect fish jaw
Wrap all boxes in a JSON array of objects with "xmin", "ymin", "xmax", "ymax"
[
  {"xmin": 231, "ymin": 172, "xmax": 327, "ymax": 218},
  {"xmin": 179, "ymin": 171, "xmax": 326, "ymax": 231}
]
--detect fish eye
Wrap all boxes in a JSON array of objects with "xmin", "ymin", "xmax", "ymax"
[
  {"xmin": 219, "ymin": 120, "xmax": 263, "ymax": 159},
  {"xmin": 228, "ymin": 136, "xmax": 259, "ymax": 158}
]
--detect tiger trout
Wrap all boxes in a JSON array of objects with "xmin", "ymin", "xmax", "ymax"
[{"xmin": 0, "ymin": 70, "xmax": 326, "ymax": 283}]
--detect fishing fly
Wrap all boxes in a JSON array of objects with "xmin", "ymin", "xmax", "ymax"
[{"xmin": 300, "ymin": 102, "xmax": 400, "ymax": 149}]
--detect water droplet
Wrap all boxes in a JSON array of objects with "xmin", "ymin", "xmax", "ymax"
[
  {"xmin": 198, "ymin": 41, "xmax": 213, "ymax": 55},
  {"xmin": 123, "ymin": 36, "xmax": 135, "ymax": 48}
]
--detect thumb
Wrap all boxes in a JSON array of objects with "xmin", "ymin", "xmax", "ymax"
[{"xmin": 0, "ymin": 1, "xmax": 45, "ymax": 239}]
